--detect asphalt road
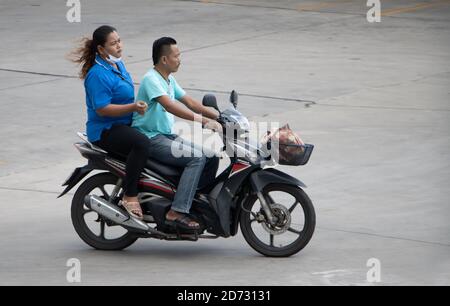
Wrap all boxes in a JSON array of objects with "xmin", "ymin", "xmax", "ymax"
[{"xmin": 0, "ymin": 0, "xmax": 449, "ymax": 285}]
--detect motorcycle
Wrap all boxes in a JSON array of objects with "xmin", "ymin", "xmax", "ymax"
[{"xmin": 58, "ymin": 91, "xmax": 315, "ymax": 257}]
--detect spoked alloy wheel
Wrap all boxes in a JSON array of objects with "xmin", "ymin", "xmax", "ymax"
[
  {"xmin": 240, "ymin": 184, "xmax": 315, "ymax": 257},
  {"xmin": 71, "ymin": 173, "xmax": 138, "ymax": 250}
]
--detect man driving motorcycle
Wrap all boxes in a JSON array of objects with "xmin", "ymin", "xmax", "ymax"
[{"xmin": 132, "ymin": 37, "xmax": 221, "ymax": 230}]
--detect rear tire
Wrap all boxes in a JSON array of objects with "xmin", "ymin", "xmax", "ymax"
[
  {"xmin": 240, "ymin": 184, "xmax": 315, "ymax": 257},
  {"xmin": 71, "ymin": 172, "xmax": 138, "ymax": 250}
]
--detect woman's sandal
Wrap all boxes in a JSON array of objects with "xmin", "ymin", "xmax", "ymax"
[{"xmin": 120, "ymin": 200, "xmax": 143, "ymax": 220}]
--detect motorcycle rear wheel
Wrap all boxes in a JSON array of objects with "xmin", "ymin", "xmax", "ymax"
[
  {"xmin": 240, "ymin": 183, "xmax": 315, "ymax": 257},
  {"xmin": 71, "ymin": 172, "xmax": 138, "ymax": 250}
]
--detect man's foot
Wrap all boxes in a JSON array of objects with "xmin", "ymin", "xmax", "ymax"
[{"xmin": 166, "ymin": 209, "xmax": 200, "ymax": 230}]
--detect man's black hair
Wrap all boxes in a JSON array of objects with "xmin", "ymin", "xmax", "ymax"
[{"xmin": 152, "ymin": 37, "xmax": 177, "ymax": 65}]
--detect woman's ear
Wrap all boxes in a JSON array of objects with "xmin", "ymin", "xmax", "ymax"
[{"xmin": 97, "ymin": 45, "xmax": 105, "ymax": 56}]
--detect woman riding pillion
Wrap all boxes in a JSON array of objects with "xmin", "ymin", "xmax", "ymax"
[{"xmin": 71, "ymin": 25, "xmax": 149, "ymax": 220}]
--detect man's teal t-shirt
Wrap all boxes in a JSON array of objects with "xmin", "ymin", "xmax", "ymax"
[{"xmin": 132, "ymin": 68, "xmax": 186, "ymax": 138}]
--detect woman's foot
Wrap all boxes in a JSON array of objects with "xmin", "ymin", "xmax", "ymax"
[
  {"xmin": 166, "ymin": 209, "xmax": 200, "ymax": 230},
  {"xmin": 121, "ymin": 196, "xmax": 143, "ymax": 220}
]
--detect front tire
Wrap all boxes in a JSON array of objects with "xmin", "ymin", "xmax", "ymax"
[
  {"xmin": 71, "ymin": 172, "xmax": 138, "ymax": 250},
  {"xmin": 240, "ymin": 184, "xmax": 315, "ymax": 257}
]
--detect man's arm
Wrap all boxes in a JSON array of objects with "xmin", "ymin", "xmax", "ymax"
[
  {"xmin": 179, "ymin": 95, "xmax": 219, "ymax": 120},
  {"xmin": 156, "ymin": 95, "xmax": 212, "ymax": 126}
]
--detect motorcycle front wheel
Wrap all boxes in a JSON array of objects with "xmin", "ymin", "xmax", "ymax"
[{"xmin": 240, "ymin": 183, "xmax": 315, "ymax": 257}]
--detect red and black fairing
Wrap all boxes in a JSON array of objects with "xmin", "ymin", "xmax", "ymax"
[
  {"xmin": 58, "ymin": 142, "xmax": 178, "ymax": 198},
  {"xmin": 203, "ymin": 160, "xmax": 258, "ymax": 237}
]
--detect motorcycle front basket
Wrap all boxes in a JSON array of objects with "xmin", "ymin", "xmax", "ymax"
[{"xmin": 273, "ymin": 143, "xmax": 314, "ymax": 166}]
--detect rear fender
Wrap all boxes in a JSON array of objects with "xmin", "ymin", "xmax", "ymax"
[{"xmin": 57, "ymin": 165, "xmax": 93, "ymax": 198}]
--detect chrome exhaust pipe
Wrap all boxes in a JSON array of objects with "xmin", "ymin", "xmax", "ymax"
[{"xmin": 84, "ymin": 195, "xmax": 150, "ymax": 232}]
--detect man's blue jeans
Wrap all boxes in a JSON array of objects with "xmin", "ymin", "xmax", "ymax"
[{"xmin": 147, "ymin": 134, "xmax": 218, "ymax": 214}]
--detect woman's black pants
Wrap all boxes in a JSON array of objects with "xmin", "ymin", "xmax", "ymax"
[{"xmin": 94, "ymin": 124, "xmax": 150, "ymax": 197}]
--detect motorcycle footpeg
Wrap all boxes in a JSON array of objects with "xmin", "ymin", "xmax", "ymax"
[{"xmin": 176, "ymin": 231, "xmax": 199, "ymax": 241}]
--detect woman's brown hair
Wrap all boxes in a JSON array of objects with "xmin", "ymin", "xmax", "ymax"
[{"xmin": 69, "ymin": 25, "xmax": 116, "ymax": 79}]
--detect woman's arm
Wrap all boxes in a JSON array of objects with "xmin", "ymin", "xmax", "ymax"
[{"xmin": 96, "ymin": 101, "xmax": 147, "ymax": 117}]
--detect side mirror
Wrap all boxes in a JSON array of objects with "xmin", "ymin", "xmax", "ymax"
[
  {"xmin": 230, "ymin": 90, "xmax": 238, "ymax": 109},
  {"xmin": 202, "ymin": 94, "xmax": 219, "ymax": 111}
]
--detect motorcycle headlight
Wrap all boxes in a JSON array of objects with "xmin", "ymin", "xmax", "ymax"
[
  {"xmin": 240, "ymin": 118, "xmax": 250, "ymax": 130},
  {"xmin": 232, "ymin": 115, "xmax": 250, "ymax": 130}
]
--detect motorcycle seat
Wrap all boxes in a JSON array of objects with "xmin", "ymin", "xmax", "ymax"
[
  {"xmin": 77, "ymin": 132, "xmax": 182, "ymax": 185},
  {"xmin": 144, "ymin": 159, "xmax": 182, "ymax": 185}
]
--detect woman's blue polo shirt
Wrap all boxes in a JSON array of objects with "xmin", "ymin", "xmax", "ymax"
[{"xmin": 84, "ymin": 55, "xmax": 135, "ymax": 142}]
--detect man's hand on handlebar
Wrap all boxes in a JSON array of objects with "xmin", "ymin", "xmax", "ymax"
[{"xmin": 202, "ymin": 118, "xmax": 223, "ymax": 133}]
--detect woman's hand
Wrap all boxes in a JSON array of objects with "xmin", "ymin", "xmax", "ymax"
[{"xmin": 135, "ymin": 101, "xmax": 148, "ymax": 115}]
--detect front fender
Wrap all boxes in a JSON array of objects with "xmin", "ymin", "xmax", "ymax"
[{"xmin": 249, "ymin": 168, "xmax": 306, "ymax": 193}]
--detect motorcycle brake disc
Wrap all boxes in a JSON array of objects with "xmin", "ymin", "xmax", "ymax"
[{"xmin": 261, "ymin": 203, "xmax": 291, "ymax": 235}]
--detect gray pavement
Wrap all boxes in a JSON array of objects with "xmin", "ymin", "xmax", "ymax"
[{"xmin": 0, "ymin": 0, "xmax": 449, "ymax": 285}]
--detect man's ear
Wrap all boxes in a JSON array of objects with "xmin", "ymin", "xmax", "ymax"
[{"xmin": 161, "ymin": 55, "xmax": 167, "ymax": 65}]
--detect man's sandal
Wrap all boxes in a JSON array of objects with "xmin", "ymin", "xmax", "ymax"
[
  {"xmin": 166, "ymin": 213, "xmax": 200, "ymax": 231},
  {"xmin": 120, "ymin": 200, "xmax": 143, "ymax": 220}
]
